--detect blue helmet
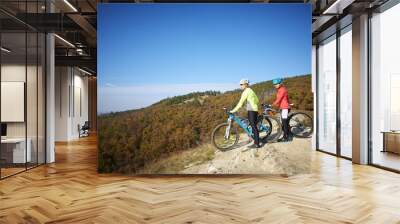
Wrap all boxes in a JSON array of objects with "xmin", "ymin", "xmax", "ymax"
[{"xmin": 272, "ymin": 78, "xmax": 283, "ymax": 85}]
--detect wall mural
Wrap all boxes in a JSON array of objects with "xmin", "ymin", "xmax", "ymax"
[{"xmin": 97, "ymin": 3, "xmax": 313, "ymax": 175}]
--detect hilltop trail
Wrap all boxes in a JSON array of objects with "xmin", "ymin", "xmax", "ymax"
[{"xmin": 182, "ymin": 136, "xmax": 312, "ymax": 175}]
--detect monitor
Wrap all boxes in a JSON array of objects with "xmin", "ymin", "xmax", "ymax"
[{"xmin": 1, "ymin": 123, "xmax": 7, "ymax": 137}]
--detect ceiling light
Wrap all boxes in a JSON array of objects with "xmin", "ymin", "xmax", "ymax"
[
  {"xmin": 1, "ymin": 47, "xmax": 11, "ymax": 53},
  {"xmin": 63, "ymin": 0, "xmax": 78, "ymax": 12},
  {"xmin": 76, "ymin": 48, "xmax": 85, "ymax": 55},
  {"xmin": 322, "ymin": 0, "xmax": 355, "ymax": 15},
  {"xmin": 78, "ymin": 67, "xmax": 93, "ymax": 76},
  {"xmin": 54, "ymin": 34, "xmax": 75, "ymax": 48}
]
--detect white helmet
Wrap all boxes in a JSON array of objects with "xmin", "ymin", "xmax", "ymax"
[{"xmin": 239, "ymin": 79, "xmax": 249, "ymax": 85}]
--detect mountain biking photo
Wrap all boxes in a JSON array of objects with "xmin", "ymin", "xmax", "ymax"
[{"xmin": 98, "ymin": 4, "xmax": 312, "ymax": 175}]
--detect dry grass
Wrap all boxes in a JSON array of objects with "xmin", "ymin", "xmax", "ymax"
[{"xmin": 138, "ymin": 144, "xmax": 216, "ymax": 174}]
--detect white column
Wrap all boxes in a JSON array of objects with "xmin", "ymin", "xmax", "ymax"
[
  {"xmin": 46, "ymin": 33, "xmax": 55, "ymax": 163},
  {"xmin": 311, "ymin": 45, "xmax": 317, "ymax": 150},
  {"xmin": 45, "ymin": 1, "xmax": 56, "ymax": 163}
]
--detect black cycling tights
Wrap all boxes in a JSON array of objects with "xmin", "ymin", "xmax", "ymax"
[
  {"xmin": 282, "ymin": 118, "xmax": 290, "ymax": 140},
  {"xmin": 248, "ymin": 111, "xmax": 260, "ymax": 146}
]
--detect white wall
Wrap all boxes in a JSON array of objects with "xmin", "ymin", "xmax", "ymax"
[
  {"xmin": 1, "ymin": 65, "xmax": 26, "ymax": 137},
  {"xmin": 55, "ymin": 66, "xmax": 70, "ymax": 141},
  {"xmin": 1, "ymin": 63, "xmax": 46, "ymax": 164},
  {"xmin": 55, "ymin": 67, "xmax": 89, "ymax": 141},
  {"xmin": 1, "ymin": 65, "xmax": 39, "ymax": 138},
  {"xmin": 71, "ymin": 73, "xmax": 89, "ymax": 138}
]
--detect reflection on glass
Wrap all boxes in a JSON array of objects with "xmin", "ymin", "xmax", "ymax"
[
  {"xmin": 27, "ymin": 31, "xmax": 38, "ymax": 169},
  {"xmin": 371, "ymin": 3, "xmax": 400, "ymax": 171},
  {"xmin": 0, "ymin": 1, "xmax": 47, "ymax": 179},
  {"xmin": 38, "ymin": 33, "xmax": 46, "ymax": 165},
  {"xmin": 340, "ymin": 27, "xmax": 352, "ymax": 158},
  {"xmin": 390, "ymin": 75, "xmax": 400, "ymax": 129},
  {"xmin": 317, "ymin": 35, "xmax": 337, "ymax": 154},
  {"xmin": 1, "ymin": 32, "xmax": 27, "ymax": 177}
]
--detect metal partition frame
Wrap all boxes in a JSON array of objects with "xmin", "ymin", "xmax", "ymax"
[
  {"xmin": 315, "ymin": 20, "xmax": 353, "ymax": 160},
  {"xmin": 367, "ymin": 0, "xmax": 400, "ymax": 173},
  {"xmin": 0, "ymin": 2, "xmax": 48, "ymax": 180}
]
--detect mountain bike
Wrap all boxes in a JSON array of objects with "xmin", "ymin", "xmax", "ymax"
[
  {"xmin": 261, "ymin": 104, "xmax": 313, "ymax": 139},
  {"xmin": 211, "ymin": 108, "xmax": 272, "ymax": 151}
]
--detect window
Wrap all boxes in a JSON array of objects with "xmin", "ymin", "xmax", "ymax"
[
  {"xmin": 317, "ymin": 35, "xmax": 337, "ymax": 154},
  {"xmin": 370, "ymin": 2, "xmax": 400, "ymax": 171},
  {"xmin": 339, "ymin": 26, "xmax": 352, "ymax": 158}
]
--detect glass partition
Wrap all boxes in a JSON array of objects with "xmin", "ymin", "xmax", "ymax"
[
  {"xmin": 370, "ymin": 3, "xmax": 400, "ymax": 171},
  {"xmin": 0, "ymin": 1, "xmax": 46, "ymax": 179},
  {"xmin": 27, "ymin": 0, "xmax": 39, "ymax": 170},
  {"xmin": 27, "ymin": 30, "xmax": 38, "ymax": 169},
  {"xmin": 339, "ymin": 26, "xmax": 352, "ymax": 158},
  {"xmin": 1, "ymin": 31, "xmax": 28, "ymax": 177},
  {"xmin": 317, "ymin": 34, "xmax": 337, "ymax": 154}
]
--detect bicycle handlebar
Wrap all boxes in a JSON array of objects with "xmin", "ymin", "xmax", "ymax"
[
  {"xmin": 261, "ymin": 103, "xmax": 272, "ymax": 107},
  {"xmin": 223, "ymin": 107, "xmax": 232, "ymax": 114},
  {"xmin": 261, "ymin": 104, "xmax": 277, "ymax": 114},
  {"xmin": 262, "ymin": 103, "xmax": 295, "ymax": 107},
  {"xmin": 225, "ymin": 103, "xmax": 295, "ymax": 116}
]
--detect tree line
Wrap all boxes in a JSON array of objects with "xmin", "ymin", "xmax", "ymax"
[{"xmin": 98, "ymin": 74, "xmax": 313, "ymax": 173}]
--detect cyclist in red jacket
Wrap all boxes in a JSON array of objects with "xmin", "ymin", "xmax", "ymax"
[{"xmin": 272, "ymin": 78, "xmax": 292, "ymax": 142}]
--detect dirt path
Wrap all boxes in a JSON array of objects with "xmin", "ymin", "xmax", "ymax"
[{"xmin": 182, "ymin": 136, "xmax": 312, "ymax": 175}]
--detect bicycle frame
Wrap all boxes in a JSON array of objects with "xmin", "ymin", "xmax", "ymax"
[
  {"xmin": 226, "ymin": 113, "xmax": 269, "ymax": 139},
  {"xmin": 227, "ymin": 114, "xmax": 252, "ymax": 136}
]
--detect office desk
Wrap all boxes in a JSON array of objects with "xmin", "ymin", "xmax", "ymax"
[{"xmin": 1, "ymin": 138, "xmax": 31, "ymax": 163}]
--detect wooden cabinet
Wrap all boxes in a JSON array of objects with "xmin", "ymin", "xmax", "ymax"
[{"xmin": 382, "ymin": 132, "xmax": 400, "ymax": 154}]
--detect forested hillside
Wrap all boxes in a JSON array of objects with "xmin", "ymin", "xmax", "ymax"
[{"xmin": 98, "ymin": 74, "xmax": 313, "ymax": 173}]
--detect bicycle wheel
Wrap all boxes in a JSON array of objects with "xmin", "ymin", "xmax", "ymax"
[
  {"xmin": 288, "ymin": 112, "xmax": 313, "ymax": 138},
  {"xmin": 257, "ymin": 115, "xmax": 271, "ymax": 143},
  {"xmin": 258, "ymin": 116, "xmax": 282, "ymax": 142},
  {"xmin": 211, "ymin": 123, "xmax": 239, "ymax": 151},
  {"xmin": 267, "ymin": 116, "xmax": 283, "ymax": 142}
]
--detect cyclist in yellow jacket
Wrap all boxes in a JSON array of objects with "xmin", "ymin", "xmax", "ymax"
[{"xmin": 230, "ymin": 79, "xmax": 261, "ymax": 149}]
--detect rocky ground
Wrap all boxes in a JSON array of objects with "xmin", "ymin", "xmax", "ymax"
[{"xmin": 181, "ymin": 136, "xmax": 312, "ymax": 176}]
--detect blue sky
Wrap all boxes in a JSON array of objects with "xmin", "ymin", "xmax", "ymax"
[{"xmin": 98, "ymin": 4, "xmax": 311, "ymax": 113}]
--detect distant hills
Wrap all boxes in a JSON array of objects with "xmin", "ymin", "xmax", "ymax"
[{"xmin": 98, "ymin": 74, "xmax": 313, "ymax": 173}]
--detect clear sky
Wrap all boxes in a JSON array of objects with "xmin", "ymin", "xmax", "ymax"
[{"xmin": 98, "ymin": 3, "xmax": 311, "ymax": 113}]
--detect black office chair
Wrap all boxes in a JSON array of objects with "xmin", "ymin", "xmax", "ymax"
[{"xmin": 79, "ymin": 121, "xmax": 90, "ymax": 138}]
